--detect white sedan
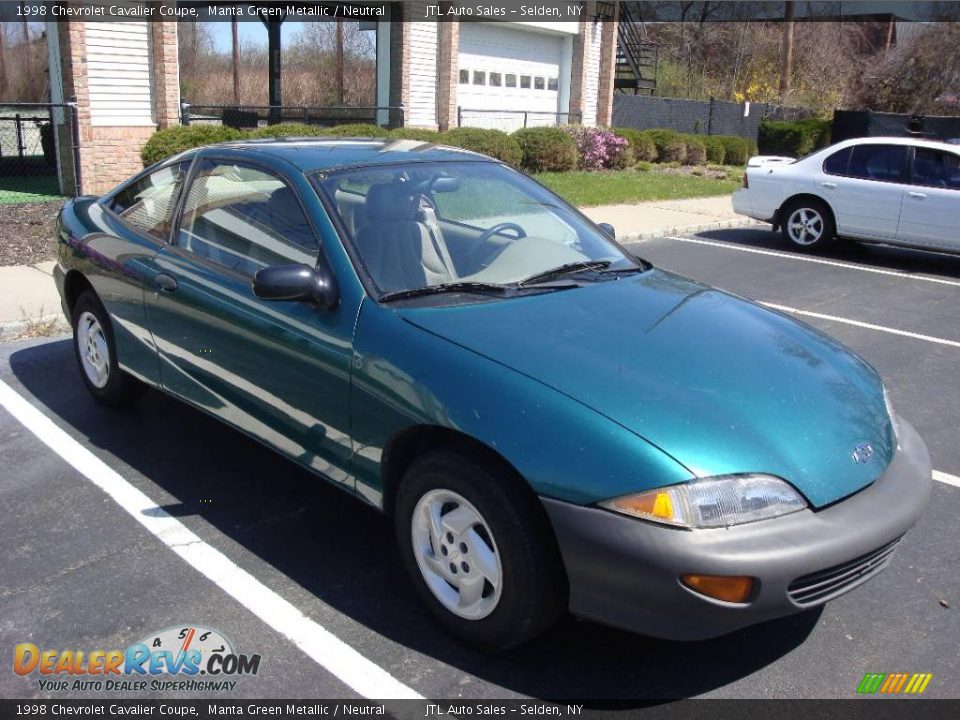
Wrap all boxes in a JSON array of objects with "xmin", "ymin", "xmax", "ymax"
[{"xmin": 733, "ymin": 136, "xmax": 959, "ymax": 252}]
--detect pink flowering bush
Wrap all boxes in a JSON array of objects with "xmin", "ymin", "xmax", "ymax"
[{"xmin": 562, "ymin": 126, "xmax": 632, "ymax": 171}]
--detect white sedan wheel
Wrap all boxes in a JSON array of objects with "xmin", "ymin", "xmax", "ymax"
[{"xmin": 786, "ymin": 207, "xmax": 825, "ymax": 246}]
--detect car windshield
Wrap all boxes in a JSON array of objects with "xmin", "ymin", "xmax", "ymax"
[{"xmin": 315, "ymin": 161, "xmax": 639, "ymax": 298}]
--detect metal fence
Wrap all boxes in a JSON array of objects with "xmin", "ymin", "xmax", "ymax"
[
  {"xmin": 831, "ymin": 109, "xmax": 960, "ymax": 144},
  {"xmin": 457, "ymin": 108, "xmax": 582, "ymax": 133},
  {"xmin": 612, "ymin": 95, "xmax": 812, "ymax": 140},
  {"xmin": 0, "ymin": 102, "xmax": 78, "ymax": 203},
  {"xmin": 181, "ymin": 103, "xmax": 405, "ymax": 130}
]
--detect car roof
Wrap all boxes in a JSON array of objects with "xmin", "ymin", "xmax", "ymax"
[
  {"xmin": 834, "ymin": 136, "xmax": 960, "ymax": 153},
  {"xmin": 195, "ymin": 137, "xmax": 490, "ymax": 172}
]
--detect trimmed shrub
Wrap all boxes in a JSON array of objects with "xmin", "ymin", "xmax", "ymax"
[
  {"xmin": 700, "ymin": 136, "xmax": 727, "ymax": 165},
  {"xmin": 389, "ymin": 128, "xmax": 441, "ymax": 142},
  {"xmin": 511, "ymin": 126, "xmax": 577, "ymax": 172},
  {"xmin": 658, "ymin": 138, "xmax": 687, "ymax": 164},
  {"xmin": 612, "ymin": 127, "xmax": 657, "ymax": 163},
  {"xmin": 717, "ymin": 135, "xmax": 752, "ymax": 166},
  {"xmin": 141, "ymin": 125, "xmax": 244, "ymax": 166},
  {"xmin": 757, "ymin": 118, "xmax": 831, "ymax": 157},
  {"xmin": 439, "ymin": 127, "xmax": 523, "ymax": 166},
  {"xmin": 636, "ymin": 161, "xmax": 653, "ymax": 172},
  {"xmin": 644, "ymin": 129, "xmax": 687, "ymax": 163},
  {"xmin": 248, "ymin": 123, "xmax": 327, "ymax": 138},
  {"xmin": 682, "ymin": 136, "xmax": 707, "ymax": 165},
  {"xmin": 563, "ymin": 126, "xmax": 631, "ymax": 171},
  {"xmin": 323, "ymin": 123, "xmax": 391, "ymax": 137}
]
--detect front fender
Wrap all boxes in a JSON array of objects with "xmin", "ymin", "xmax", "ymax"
[{"xmin": 349, "ymin": 301, "xmax": 692, "ymax": 508}]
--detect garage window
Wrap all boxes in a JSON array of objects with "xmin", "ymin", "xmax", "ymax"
[
  {"xmin": 489, "ymin": 72, "xmax": 502, "ymax": 87},
  {"xmin": 548, "ymin": 77, "xmax": 558, "ymax": 91},
  {"xmin": 534, "ymin": 77, "xmax": 545, "ymax": 90},
  {"xmin": 520, "ymin": 75, "xmax": 531, "ymax": 89},
  {"xmin": 459, "ymin": 70, "xmax": 469, "ymax": 84},
  {"xmin": 505, "ymin": 74, "xmax": 517, "ymax": 88},
  {"xmin": 473, "ymin": 71, "xmax": 486, "ymax": 86}
]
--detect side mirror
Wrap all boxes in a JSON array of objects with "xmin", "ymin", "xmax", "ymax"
[
  {"xmin": 253, "ymin": 263, "xmax": 339, "ymax": 310},
  {"xmin": 598, "ymin": 222, "xmax": 616, "ymax": 239}
]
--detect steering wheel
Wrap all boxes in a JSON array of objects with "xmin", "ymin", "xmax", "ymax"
[{"xmin": 478, "ymin": 222, "xmax": 526, "ymax": 243}]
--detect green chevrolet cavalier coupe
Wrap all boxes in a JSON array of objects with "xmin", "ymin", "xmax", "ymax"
[{"xmin": 54, "ymin": 138, "xmax": 932, "ymax": 650}]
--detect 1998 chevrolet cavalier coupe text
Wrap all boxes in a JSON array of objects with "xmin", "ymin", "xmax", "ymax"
[{"xmin": 54, "ymin": 138, "xmax": 932, "ymax": 650}]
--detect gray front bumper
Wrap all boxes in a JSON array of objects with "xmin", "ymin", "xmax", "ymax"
[{"xmin": 541, "ymin": 417, "xmax": 932, "ymax": 641}]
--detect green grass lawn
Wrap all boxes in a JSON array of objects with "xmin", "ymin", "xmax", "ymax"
[
  {"xmin": 0, "ymin": 175, "xmax": 65, "ymax": 205},
  {"xmin": 535, "ymin": 168, "xmax": 741, "ymax": 207}
]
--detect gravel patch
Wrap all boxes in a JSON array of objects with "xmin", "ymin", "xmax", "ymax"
[{"xmin": 0, "ymin": 201, "xmax": 65, "ymax": 267}]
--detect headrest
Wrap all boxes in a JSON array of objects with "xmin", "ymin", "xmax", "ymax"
[{"xmin": 365, "ymin": 183, "xmax": 419, "ymax": 223}]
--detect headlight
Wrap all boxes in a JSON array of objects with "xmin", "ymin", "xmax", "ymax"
[
  {"xmin": 599, "ymin": 474, "xmax": 808, "ymax": 529},
  {"xmin": 883, "ymin": 385, "xmax": 900, "ymax": 441}
]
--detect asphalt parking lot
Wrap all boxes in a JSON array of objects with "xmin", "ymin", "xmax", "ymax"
[{"xmin": 1, "ymin": 225, "xmax": 958, "ymax": 702}]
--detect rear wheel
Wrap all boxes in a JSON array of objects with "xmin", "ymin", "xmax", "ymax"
[
  {"xmin": 395, "ymin": 449, "xmax": 566, "ymax": 650},
  {"xmin": 781, "ymin": 198, "xmax": 836, "ymax": 249},
  {"xmin": 71, "ymin": 291, "xmax": 143, "ymax": 407}
]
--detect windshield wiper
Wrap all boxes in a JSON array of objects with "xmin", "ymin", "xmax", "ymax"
[
  {"xmin": 378, "ymin": 282, "xmax": 512, "ymax": 303},
  {"xmin": 518, "ymin": 260, "xmax": 612, "ymax": 286}
]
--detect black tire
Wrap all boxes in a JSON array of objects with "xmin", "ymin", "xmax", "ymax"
[
  {"xmin": 71, "ymin": 291, "xmax": 144, "ymax": 407},
  {"xmin": 780, "ymin": 197, "xmax": 836, "ymax": 250},
  {"xmin": 395, "ymin": 449, "xmax": 567, "ymax": 651}
]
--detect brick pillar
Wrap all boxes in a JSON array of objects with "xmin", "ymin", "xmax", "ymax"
[
  {"xmin": 596, "ymin": 5, "xmax": 619, "ymax": 127},
  {"xmin": 568, "ymin": 2, "xmax": 596, "ymax": 125},
  {"xmin": 55, "ymin": 15, "xmax": 179, "ymax": 194},
  {"xmin": 151, "ymin": 18, "xmax": 180, "ymax": 129},
  {"xmin": 389, "ymin": 2, "xmax": 409, "ymax": 126},
  {"xmin": 436, "ymin": 13, "xmax": 459, "ymax": 130}
]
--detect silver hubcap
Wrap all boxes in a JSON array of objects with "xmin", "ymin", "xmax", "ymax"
[
  {"xmin": 787, "ymin": 207, "xmax": 824, "ymax": 246},
  {"xmin": 77, "ymin": 311, "xmax": 110, "ymax": 389},
  {"xmin": 411, "ymin": 489, "xmax": 502, "ymax": 620}
]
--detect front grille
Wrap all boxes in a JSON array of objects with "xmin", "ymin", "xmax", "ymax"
[{"xmin": 787, "ymin": 538, "xmax": 901, "ymax": 606}]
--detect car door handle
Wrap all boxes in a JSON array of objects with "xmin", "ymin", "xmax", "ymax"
[
  {"xmin": 820, "ymin": 181, "xmax": 837, "ymax": 189},
  {"xmin": 154, "ymin": 273, "xmax": 178, "ymax": 292},
  {"xmin": 908, "ymin": 191, "xmax": 927, "ymax": 199}
]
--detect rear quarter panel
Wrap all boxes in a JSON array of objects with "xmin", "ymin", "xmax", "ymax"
[{"xmin": 57, "ymin": 197, "xmax": 164, "ymax": 386}]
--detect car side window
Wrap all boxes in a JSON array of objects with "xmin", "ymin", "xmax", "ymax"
[
  {"xmin": 108, "ymin": 162, "xmax": 188, "ymax": 241},
  {"xmin": 846, "ymin": 145, "xmax": 907, "ymax": 183},
  {"xmin": 176, "ymin": 160, "xmax": 319, "ymax": 276},
  {"xmin": 912, "ymin": 149, "xmax": 960, "ymax": 190},
  {"xmin": 822, "ymin": 147, "xmax": 851, "ymax": 176}
]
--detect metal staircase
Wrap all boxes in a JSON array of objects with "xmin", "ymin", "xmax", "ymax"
[{"xmin": 615, "ymin": 2, "xmax": 658, "ymax": 94}]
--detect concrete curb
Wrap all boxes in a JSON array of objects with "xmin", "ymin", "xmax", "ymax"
[{"xmin": 620, "ymin": 218, "xmax": 764, "ymax": 242}]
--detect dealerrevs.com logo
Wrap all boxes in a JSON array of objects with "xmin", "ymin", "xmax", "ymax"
[
  {"xmin": 857, "ymin": 672, "xmax": 934, "ymax": 695},
  {"xmin": 14, "ymin": 625, "xmax": 261, "ymax": 693}
]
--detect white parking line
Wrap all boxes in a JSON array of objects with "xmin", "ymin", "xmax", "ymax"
[
  {"xmin": 763, "ymin": 303, "xmax": 960, "ymax": 350},
  {"xmin": 933, "ymin": 470, "xmax": 960, "ymax": 489},
  {"xmin": 661, "ymin": 236, "xmax": 960, "ymax": 289},
  {"xmin": 0, "ymin": 378, "xmax": 422, "ymax": 700}
]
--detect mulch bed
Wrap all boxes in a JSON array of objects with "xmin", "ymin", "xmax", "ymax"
[{"xmin": 0, "ymin": 201, "xmax": 67, "ymax": 267}]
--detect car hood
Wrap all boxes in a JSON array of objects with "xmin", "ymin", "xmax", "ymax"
[{"xmin": 399, "ymin": 269, "xmax": 894, "ymax": 508}]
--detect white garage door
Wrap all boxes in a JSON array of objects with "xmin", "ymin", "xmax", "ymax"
[{"xmin": 458, "ymin": 23, "xmax": 563, "ymax": 131}]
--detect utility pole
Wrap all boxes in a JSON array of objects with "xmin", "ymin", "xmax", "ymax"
[
  {"xmin": 231, "ymin": 18, "xmax": 240, "ymax": 104},
  {"xmin": 779, "ymin": 0, "xmax": 795, "ymax": 100},
  {"xmin": 335, "ymin": 19, "xmax": 344, "ymax": 105},
  {"xmin": 21, "ymin": 7, "xmax": 31, "ymax": 88}
]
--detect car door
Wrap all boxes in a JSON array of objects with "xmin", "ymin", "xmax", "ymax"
[
  {"xmin": 144, "ymin": 154, "xmax": 358, "ymax": 488},
  {"xmin": 819, "ymin": 143, "xmax": 908, "ymax": 240},
  {"xmin": 897, "ymin": 146, "xmax": 960, "ymax": 250}
]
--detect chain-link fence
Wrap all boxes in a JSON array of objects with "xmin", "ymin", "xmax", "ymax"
[
  {"xmin": 0, "ymin": 102, "xmax": 78, "ymax": 204},
  {"xmin": 457, "ymin": 108, "xmax": 583, "ymax": 133},
  {"xmin": 182, "ymin": 103, "xmax": 405, "ymax": 130}
]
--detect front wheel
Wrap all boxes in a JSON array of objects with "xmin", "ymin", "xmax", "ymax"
[
  {"xmin": 395, "ymin": 450, "xmax": 566, "ymax": 650},
  {"xmin": 781, "ymin": 199, "xmax": 836, "ymax": 249},
  {"xmin": 71, "ymin": 291, "xmax": 143, "ymax": 407}
]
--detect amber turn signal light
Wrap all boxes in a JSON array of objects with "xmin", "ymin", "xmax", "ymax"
[{"xmin": 681, "ymin": 574, "xmax": 754, "ymax": 603}]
